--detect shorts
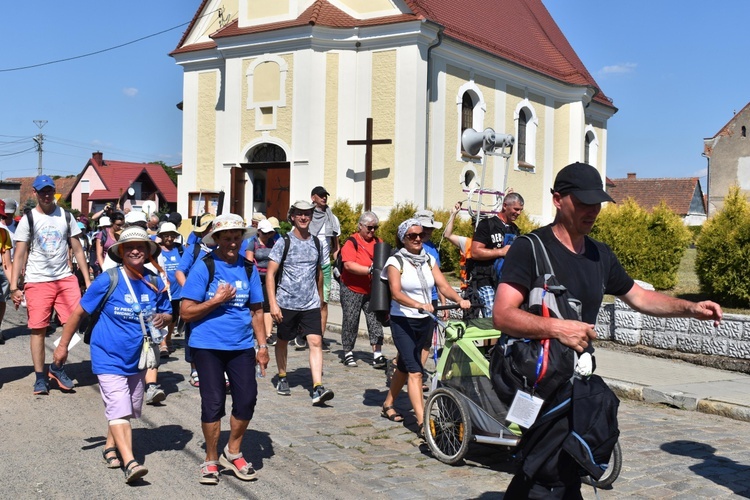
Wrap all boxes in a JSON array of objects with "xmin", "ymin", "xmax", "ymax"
[
  {"xmin": 25, "ymin": 275, "xmax": 82, "ymax": 329},
  {"xmin": 276, "ymin": 308, "xmax": 322, "ymax": 341},
  {"xmin": 98, "ymin": 372, "xmax": 146, "ymax": 421},
  {"xmin": 422, "ymin": 299, "xmax": 439, "ymax": 349},
  {"xmin": 192, "ymin": 348, "xmax": 258, "ymax": 422},
  {"xmin": 0, "ymin": 268, "xmax": 8, "ymax": 302},
  {"xmin": 259, "ymin": 275, "xmax": 270, "ymax": 314},
  {"xmin": 321, "ymin": 262, "xmax": 331, "ymax": 303},
  {"xmin": 170, "ymin": 299, "xmax": 181, "ymax": 323},
  {"xmin": 390, "ymin": 315, "xmax": 433, "ymax": 374}
]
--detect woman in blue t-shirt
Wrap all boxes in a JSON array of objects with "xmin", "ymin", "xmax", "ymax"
[
  {"xmin": 156, "ymin": 222, "xmax": 184, "ymax": 357},
  {"xmin": 180, "ymin": 214, "xmax": 269, "ymax": 485},
  {"xmin": 53, "ymin": 226, "xmax": 171, "ymax": 484}
]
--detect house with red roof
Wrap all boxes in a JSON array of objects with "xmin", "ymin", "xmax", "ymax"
[
  {"xmin": 703, "ymin": 101, "xmax": 750, "ymax": 216},
  {"xmin": 606, "ymin": 173, "xmax": 706, "ymax": 226},
  {"xmin": 171, "ymin": 0, "xmax": 616, "ymax": 222},
  {"xmin": 65, "ymin": 151, "xmax": 177, "ymax": 215}
]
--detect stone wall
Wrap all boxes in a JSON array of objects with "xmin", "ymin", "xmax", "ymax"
[{"xmin": 595, "ymin": 282, "xmax": 750, "ymax": 360}]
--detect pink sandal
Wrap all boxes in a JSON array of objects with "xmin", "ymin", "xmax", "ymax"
[{"xmin": 199, "ymin": 461, "xmax": 220, "ymax": 485}]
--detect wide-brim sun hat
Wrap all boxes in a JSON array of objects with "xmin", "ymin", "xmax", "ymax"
[
  {"xmin": 157, "ymin": 222, "xmax": 179, "ymax": 235},
  {"xmin": 193, "ymin": 213, "xmax": 215, "ymax": 232},
  {"xmin": 287, "ymin": 200, "xmax": 315, "ymax": 222},
  {"xmin": 201, "ymin": 213, "xmax": 257, "ymax": 246},
  {"xmin": 108, "ymin": 226, "xmax": 161, "ymax": 264},
  {"xmin": 267, "ymin": 216, "xmax": 281, "ymax": 229}
]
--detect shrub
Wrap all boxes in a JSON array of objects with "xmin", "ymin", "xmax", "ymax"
[
  {"xmin": 331, "ymin": 198, "xmax": 364, "ymax": 245},
  {"xmin": 590, "ymin": 199, "xmax": 691, "ymax": 289},
  {"xmin": 378, "ymin": 202, "xmax": 420, "ymax": 249},
  {"xmin": 695, "ymin": 186, "xmax": 750, "ymax": 306}
]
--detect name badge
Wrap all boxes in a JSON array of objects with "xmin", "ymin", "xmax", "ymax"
[{"xmin": 506, "ymin": 390, "xmax": 544, "ymax": 429}]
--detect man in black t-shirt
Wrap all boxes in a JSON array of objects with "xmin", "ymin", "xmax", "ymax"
[
  {"xmin": 470, "ymin": 192, "xmax": 524, "ymax": 317},
  {"xmin": 494, "ymin": 162, "xmax": 723, "ymax": 498}
]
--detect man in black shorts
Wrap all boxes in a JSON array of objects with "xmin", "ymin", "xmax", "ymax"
[
  {"xmin": 266, "ymin": 200, "xmax": 333, "ymax": 405},
  {"xmin": 494, "ymin": 162, "xmax": 723, "ymax": 498}
]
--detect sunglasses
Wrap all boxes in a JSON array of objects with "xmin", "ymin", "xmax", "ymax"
[
  {"xmin": 363, "ymin": 225, "xmax": 379, "ymax": 231},
  {"xmin": 404, "ymin": 232, "xmax": 425, "ymax": 241}
]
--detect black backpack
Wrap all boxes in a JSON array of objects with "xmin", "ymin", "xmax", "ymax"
[
  {"xmin": 334, "ymin": 236, "xmax": 380, "ymax": 282},
  {"xmin": 490, "ymin": 232, "xmax": 582, "ymax": 405}
]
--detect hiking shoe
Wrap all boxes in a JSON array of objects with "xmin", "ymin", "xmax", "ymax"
[
  {"xmin": 276, "ymin": 377, "xmax": 291, "ymax": 396},
  {"xmin": 311, "ymin": 385, "xmax": 334, "ymax": 405},
  {"xmin": 372, "ymin": 355, "xmax": 387, "ymax": 369},
  {"xmin": 145, "ymin": 384, "xmax": 166, "ymax": 405},
  {"xmin": 33, "ymin": 379, "xmax": 50, "ymax": 395},
  {"xmin": 293, "ymin": 335, "xmax": 307, "ymax": 350},
  {"xmin": 266, "ymin": 333, "xmax": 277, "ymax": 346},
  {"xmin": 49, "ymin": 363, "xmax": 75, "ymax": 391}
]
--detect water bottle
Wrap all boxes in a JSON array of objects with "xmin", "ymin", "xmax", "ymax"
[
  {"xmin": 142, "ymin": 305, "xmax": 163, "ymax": 344},
  {"xmin": 255, "ymin": 363, "xmax": 264, "ymax": 378}
]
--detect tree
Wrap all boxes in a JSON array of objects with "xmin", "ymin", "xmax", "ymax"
[{"xmin": 150, "ymin": 161, "xmax": 178, "ymax": 186}]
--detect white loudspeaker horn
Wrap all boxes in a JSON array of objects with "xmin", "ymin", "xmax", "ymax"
[
  {"xmin": 461, "ymin": 128, "xmax": 488, "ymax": 156},
  {"xmin": 488, "ymin": 133, "xmax": 514, "ymax": 150},
  {"xmin": 141, "ymin": 200, "xmax": 157, "ymax": 216}
]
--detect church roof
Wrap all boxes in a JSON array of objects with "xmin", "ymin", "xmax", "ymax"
[
  {"xmin": 606, "ymin": 175, "xmax": 704, "ymax": 216},
  {"xmin": 172, "ymin": 0, "xmax": 613, "ymax": 108}
]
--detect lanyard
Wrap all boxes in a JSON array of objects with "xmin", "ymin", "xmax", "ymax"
[{"xmin": 121, "ymin": 267, "xmax": 148, "ymax": 338}]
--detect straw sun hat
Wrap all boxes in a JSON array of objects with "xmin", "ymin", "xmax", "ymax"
[
  {"xmin": 107, "ymin": 226, "xmax": 161, "ymax": 264},
  {"xmin": 201, "ymin": 214, "xmax": 257, "ymax": 246}
]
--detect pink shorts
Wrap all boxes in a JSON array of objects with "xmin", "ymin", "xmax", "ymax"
[
  {"xmin": 24, "ymin": 275, "xmax": 81, "ymax": 329},
  {"xmin": 97, "ymin": 373, "xmax": 145, "ymax": 421}
]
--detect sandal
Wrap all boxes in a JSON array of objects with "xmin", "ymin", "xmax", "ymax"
[
  {"xmin": 199, "ymin": 461, "xmax": 220, "ymax": 485},
  {"xmin": 416, "ymin": 427, "xmax": 426, "ymax": 441},
  {"xmin": 123, "ymin": 460, "xmax": 148, "ymax": 484},
  {"xmin": 219, "ymin": 448, "xmax": 257, "ymax": 481},
  {"xmin": 381, "ymin": 405, "xmax": 404, "ymax": 422},
  {"xmin": 102, "ymin": 447, "xmax": 121, "ymax": 469},
  {"xmin": 159, "ymin": 346, "xmax": 170, "ymax": 359},
  {"xmin": 189, "ymin": 370, "xmax": 199, "ymax": 387},
  {"xmin": 343, "ymin": 353, "xmax": 357, "ymax": 367}
]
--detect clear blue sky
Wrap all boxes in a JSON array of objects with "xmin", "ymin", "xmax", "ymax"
[{"xmin": 2, "ymin": 1, "xmax": 747, "ymax": 189}]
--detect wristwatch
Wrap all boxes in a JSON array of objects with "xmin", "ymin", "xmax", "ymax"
[
  {"xmin": 257, "ymin": 344, "xmax": 268, "ymax": 350},
  {"xmin": 9, "ymin": 289, "xmax": 19, "ymax": 293}
]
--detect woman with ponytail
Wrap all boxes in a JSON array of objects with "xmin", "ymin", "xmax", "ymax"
[{"xmin": 53, "ymin": 226, "xmax": 171, "ymax": 484}]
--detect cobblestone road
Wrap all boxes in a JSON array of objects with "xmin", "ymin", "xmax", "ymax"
[{"xmin": 1, "ymin": 303, "xmax": 749, "ymax": 498}]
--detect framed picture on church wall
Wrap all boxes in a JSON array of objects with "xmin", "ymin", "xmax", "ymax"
[{"xmin": 188, "ymin": 191, "xmax": 220, "ymax": 217}]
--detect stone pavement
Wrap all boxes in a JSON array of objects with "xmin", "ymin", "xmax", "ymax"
[{"xmin": 325, "ymin": 301, "xmax": 750, "ymax": 423}]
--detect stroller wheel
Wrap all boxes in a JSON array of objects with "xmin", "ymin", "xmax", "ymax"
[
  {"xmin": 582, "ymin": 440, "xmax": 622, "ymax": 489},
  {"xmin": 423, "ymin": 387, "xmax": 472, "ymax": 465}
]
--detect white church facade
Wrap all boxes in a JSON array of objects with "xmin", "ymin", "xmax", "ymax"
[{"xmin": 171, "ymin": 0, "xmax": 616, "ymax": 222}]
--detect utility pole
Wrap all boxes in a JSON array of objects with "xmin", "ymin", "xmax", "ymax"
[{"xmin": 33, "ymin": 120, "xmax": 47, "ymax": 175}]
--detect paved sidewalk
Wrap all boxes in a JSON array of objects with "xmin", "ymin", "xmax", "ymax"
[{"xmin": 325, "ymin": 302, "xmax": 750, "ymax": 422}]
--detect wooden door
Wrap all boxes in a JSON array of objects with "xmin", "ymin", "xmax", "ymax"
[
  {"xmin": 265, "ymin": 167, "xmax": 290, "ymax": 221},
  {"xmin": 230, "ymin": 167, "xmax": 246, "ymax": 217}
]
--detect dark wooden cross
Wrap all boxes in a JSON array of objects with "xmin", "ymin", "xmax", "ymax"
[{"xmin": 346, "ymin": 117, "xmax": 392, "ymax": 211}]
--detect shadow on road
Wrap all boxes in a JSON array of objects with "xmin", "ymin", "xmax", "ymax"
[{"xmin": 661, "ymin": 440, "xmax": 750, "ymax": 498}]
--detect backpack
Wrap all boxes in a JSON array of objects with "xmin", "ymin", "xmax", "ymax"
[
  {"xmin": 275, "ymin": 233, "xmax": 321, "ymax": 289},
  {"xmin": 333, "ymin": 236, "xmax": 381, "ymax": 283},
  {"xmin": 26, "ymin": 208, "xmax": 73, "ymax": 251},
  {"xmin": 82, "ymin": 267, "xmax": 160, "ymax": 344},
  {"xmin": 490, "ymin": 232, "xmax": 581, "ymax": 405}
]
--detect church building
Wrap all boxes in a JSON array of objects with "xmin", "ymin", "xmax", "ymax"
[{"xmin": 171, "ymin": 0, "xmax": 616, "ymax": 222}]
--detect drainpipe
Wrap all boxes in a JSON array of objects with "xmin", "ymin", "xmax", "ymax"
[
  {"xmin": 423, "ymin": 26, "xmax": 444, "ymax": 208},
  {"xmin": 701, "ymin": 152, "xmax": 710, "ymax": 216}
]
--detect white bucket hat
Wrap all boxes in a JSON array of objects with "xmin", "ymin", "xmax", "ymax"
[
  {"xmin": 157, "ymin": 222, "xmax": 179, "ymax": 235},
  {"xmin": 414, "ymin": 210, "xmax": 443, "ymax": 229},
  {"xmin": 107, "ymin": 226, "xmax": 160, "ymax": 264},
  {"xmin": 201, "ymin": 214, "xmax": 257, "ymax": 246},
  {"xmin": 99, "ymin": 216, "xmax": 112, "ymax": 228}
]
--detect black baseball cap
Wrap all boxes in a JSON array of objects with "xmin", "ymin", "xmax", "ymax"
[
  {"xmin": 552, "ymin": 162, "xmax": 615, "ymax": 204},
  {"xmin": 311, "ymin": 186, "xmax": 329, "ymax": 197}
]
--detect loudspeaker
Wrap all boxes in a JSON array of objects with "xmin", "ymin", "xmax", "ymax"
[{"xmin": 461, "ymin": 127, "xmax": 515, "ymax": 155}]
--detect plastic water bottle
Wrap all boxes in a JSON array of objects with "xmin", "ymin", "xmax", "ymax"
[
  {"xmin": 255, "ymin": 363, "xmax": 264, "ymax": 378},
  {"xmin": 142, "ymin": 305, "xmax": 163, "ymax": 343}
]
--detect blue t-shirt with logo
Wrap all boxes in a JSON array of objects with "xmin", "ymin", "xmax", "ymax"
[
  {"xmin": 160, "ymin": 245, "xmax": 183, "ymax": 299},
  {"xmin": 182, "ymin": 253, "xmax": 264, "ymax": 350},
  {"xmin": 82, "ymin": 269, "xmax": 171, "ymax": 376}
]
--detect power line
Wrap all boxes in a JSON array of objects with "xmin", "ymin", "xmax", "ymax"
[
  {"xmin": 0, "ymin": 9, "xmax": 219, "ymax": 73},
  {"xmin": 0, "ymin": 146, "xmax": 35, "ymax": 157}
]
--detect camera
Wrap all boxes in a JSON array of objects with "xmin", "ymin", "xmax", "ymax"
[{"xmin": 104, "ymin": 203, "xmax": 113, "ymax": 212}]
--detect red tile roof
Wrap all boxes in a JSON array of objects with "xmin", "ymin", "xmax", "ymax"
[
  {"xmin": 172, "ymin": 0, "xmax": 613, "ymax": 108},
  {"xmin": 607, "ymin": 175, "xmax": 704, "ymax": 216},
  {"xmin": 83, "ymin": 155, "xmax": 177, "ymax": 203}
]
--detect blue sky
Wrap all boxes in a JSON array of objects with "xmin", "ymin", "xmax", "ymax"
[{"xmin": 2, "ymin": 1, "xmax": 747, "ymax": 189}]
